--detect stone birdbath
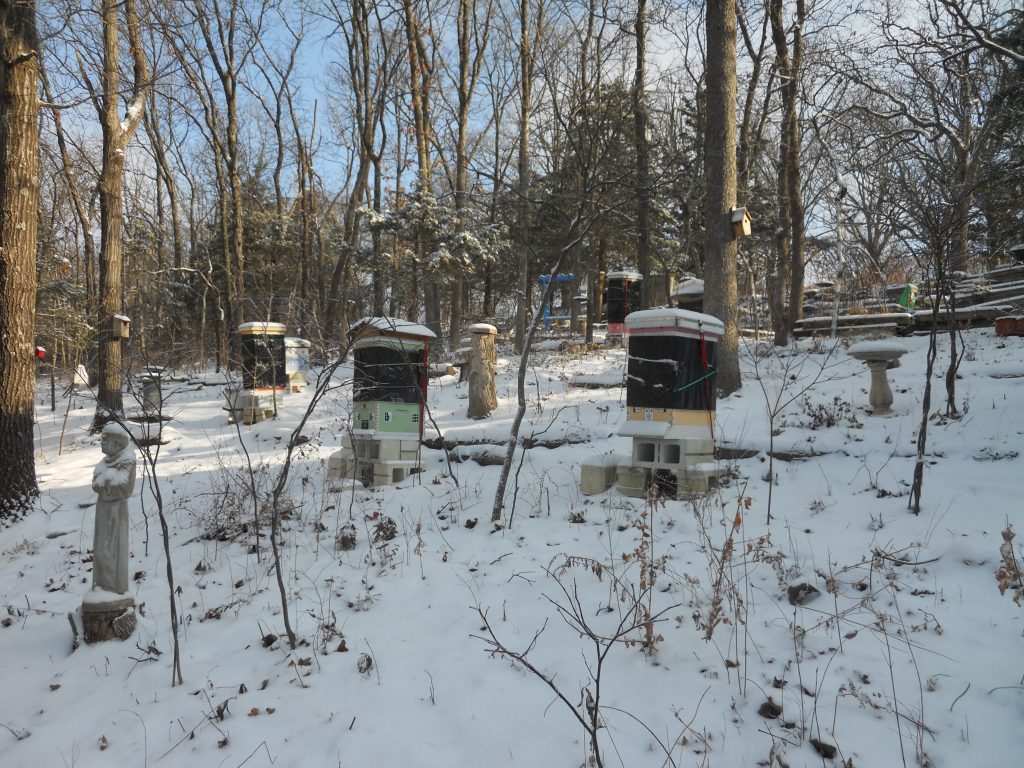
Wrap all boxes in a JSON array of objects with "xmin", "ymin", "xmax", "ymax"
[{"xmin": 847, "ymin": 341, "xmax": 909, "ymax": 416}]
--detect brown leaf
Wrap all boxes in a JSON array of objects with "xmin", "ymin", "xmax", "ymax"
[
  {"xmin": 49, "ymin": 683, "xmax": 61, "ymax": 691},
  {"xmin": 98, "ymin": 735, "xmax": 109, "ymax": 751},
  {"xmin": 248, "ymin": 708, "xmax": 260, "ymax": 717},
  {"xmin": 810, "ymin": 738, "xmax": 837, "ymax": 759},
  {"xmin": 266, "ymin": 707, "xmax": 276, "ymax": 715},
  {"xmin": 758, "ymin": 698, "xmax": 782, "ymax": 718}
]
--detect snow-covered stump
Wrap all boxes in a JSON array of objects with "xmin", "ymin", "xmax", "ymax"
[
  {"xmin": 847, "ymin": 341, "xmax": 909, "ymax": 416},
  {"xmin": 467, "ymin": 323, "xmax": 498, "ymax": 420},
  {"xmin": 81, "ymin": 424, "xmax": 137, "ymax": 643}
]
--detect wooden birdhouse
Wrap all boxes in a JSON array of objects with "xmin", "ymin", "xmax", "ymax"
[
  {"xmin": 730, "ymin": 207, "xmax": 752, "ymax": 239},
  {"xmin": 112, "ymin": 314, "xmax": 131, "ymax": 339}
]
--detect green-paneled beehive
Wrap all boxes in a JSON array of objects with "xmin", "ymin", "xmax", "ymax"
[{"xmin": 329, "ymin": 318, "xmax": 437, "ymax": 487}]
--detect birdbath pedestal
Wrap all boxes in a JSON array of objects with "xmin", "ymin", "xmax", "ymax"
[{"xmin": 848, "ymin": 341, "xmax": 908, "ymax": 416}]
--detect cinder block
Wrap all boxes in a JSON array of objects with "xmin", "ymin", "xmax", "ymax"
[
  {"xmin": 377, "ymin": 440, "xmax": 401, "ymax": 461},
  {"xmin": 580, "ymin": 455, "xmax": 618, "ymax": 495},
  {"xmin": 328, "ymin": 450, "xmax": 356, "ymax": 480},
  {"xmin": 679, "ymin": 464, "xmax": 720, "ymax": 496},
  {"xmin": 616, "ymin": 465, "xmax": 648, "ymax": 498},
  {"xmin": 682, "ymin": 438, "xmax": 714, "ymax": 456}
]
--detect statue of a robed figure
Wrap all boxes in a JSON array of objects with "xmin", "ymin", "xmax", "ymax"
[{"xmin": 81, "ymin": 424, "xmax": 137, "ymax": 643}]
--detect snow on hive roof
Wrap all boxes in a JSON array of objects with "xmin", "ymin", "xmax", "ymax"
[
  {"xmin": 238, "ymin": 321, "xmax": 287, "ymax": 334},
  {"xmin": 625, "ymin": 308, "xmax": 725, "ymax": 337},
  {"xmin": 671, "ymin": 278, "xmax": 704, "ymax": 298},
  {"xmin": 351, "ymin": 316, "xmax": 437, "ymax": 339}
]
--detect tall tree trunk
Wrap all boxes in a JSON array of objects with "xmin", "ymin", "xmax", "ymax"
[
  {"xmin": 94, "ymin": 0, "xmax": 150, "ymax": 424},
  {"xmin": 514, "ymin": 0, "xmax": 536, "ymax": 351},
  {"xmin": 782, "ymin": 0, "xmax": 806, "ymax": 340},
  {"xmin": 402, "ymin": 0, "xmax": 435, "ymax": 328},
  {"xmin": 143, "ymin": 97, "xmax": 184, "ymax": 345},
  {"xmin": 451, "ymin": 0, "xmax": 479, "ymax": 350},
  {"xmin": 633, "ymin": 0, "xmax": 653, "ymax": 309},
  {"xmin": 371, "ymin": 155, "xmax": 386, "ymax": 315},
  {"xmin": 768, "ymin": 0, "xmax": 791, "ymax": 344},
  {"xmin": 703, "ymin": 0, "xmax": 741, "ymax": 394},
  {"xmin": 41, "ymin": 65, "xmax": 98, "ymax": 328},
  {"xmin": 0, "ymin": 0, "xmax": 40, "ymax": 519},
  {"xmin": 190, "ymin": 0, "xmax": 254, "ymax": 342}
]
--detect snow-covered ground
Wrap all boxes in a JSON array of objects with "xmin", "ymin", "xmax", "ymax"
[{"xmin": 2, "ymin": 327, "xmax": 1022, "ymax": 768}]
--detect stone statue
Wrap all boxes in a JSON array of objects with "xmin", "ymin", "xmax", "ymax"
[{"xmin": 81, "ymin": 424, "xmax": 137, "ymax": 642}]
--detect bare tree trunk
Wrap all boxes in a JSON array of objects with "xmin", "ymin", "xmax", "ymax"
[
  {"xmin": 41, "ymin": 64, "xmax": 98, "ymax": 329},
  {"xmin": 0, "ymin": 0, "xmax": 40, "ymax": 520},
  {"xmin": 910, "ymin": 300, "xmax": 940, "ymax": 515},
  {"xmin": 514, "ymin": 0, "xmax": 538, "ymax": 351},
  {"xmin": 450, "ymin": 0, "xmax": 489, "ymax": 349},
  {"xmin": 143, "ymin": 95, "xmax": 185, "ymax": 347},
  {"xmin": 94, "ymin": 0, "xmax": 150, "ymax": 425},
  {"xmin": 371, "ymin": 155, "xmax": 386, "ymax": 315},
  {"xmin": 768, "ymin": 0, "xmax": 792, "ymax": 344},
  {"xmin": 402, "ymin": 0, "xmax": 435, "ymax": 332},
  {"xmin": 703, "ymin": 0, "xmax": 741, "ymax": 394},
  {"xmin": 782, "ymin": 0, "xmax": 806, "ymax": 340},
  {"xmin": 189, "ymin": 0, "xmax": 266, "ymax": 338},
  {"xmin": 633, "ymin": 0, "xmax": 653, "ymax": 309}
]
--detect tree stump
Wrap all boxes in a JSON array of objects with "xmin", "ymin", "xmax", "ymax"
[{"xmin": 467, "ymin": 324, "xmax": 498, "ymax": 419}]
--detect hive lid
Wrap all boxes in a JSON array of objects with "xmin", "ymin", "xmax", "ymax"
[
  {"xmin": 351, "ymin": 316, "xmax": 437, "ymax": 339},
  {"xmin": 238, "ymin": 321, "xmax": 287, "ymax": 335},
  {"xmin": 625, "ymin": 308, "xmax": 725, "ymax": 338}
]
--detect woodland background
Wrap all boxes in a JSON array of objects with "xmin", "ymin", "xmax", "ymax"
[{"xmin": 1, "ymin": 0, "xmax": 1022, "ymax": 519}]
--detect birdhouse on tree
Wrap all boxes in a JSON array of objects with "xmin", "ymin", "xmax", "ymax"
[
  {"xmin": 730, "ymin": 207, "xmax": 752, "ymax": 239},
  {"xmin": 112, "ymin": 314, "xmax": 131, "ymax": 339}
]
